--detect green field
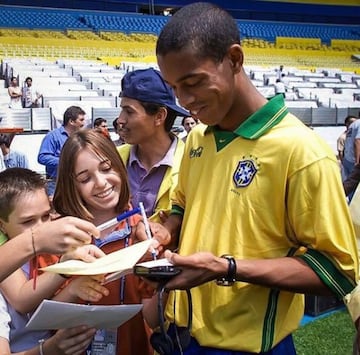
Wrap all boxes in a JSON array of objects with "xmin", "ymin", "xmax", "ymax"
[{"xmin": 294, "ymin": 310, "xmax": 355, "ymax": 355}]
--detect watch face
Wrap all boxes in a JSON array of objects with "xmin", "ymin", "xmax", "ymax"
[{"xmin": 216, "ymin": 279, "xmax": 234, "ymax": 286}]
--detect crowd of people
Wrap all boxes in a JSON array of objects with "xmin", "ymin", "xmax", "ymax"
[{"xmin": 0, "ymin": 2, "xmax": 359, "ymax": 355}]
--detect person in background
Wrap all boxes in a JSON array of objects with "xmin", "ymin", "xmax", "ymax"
[
  {"xmin": 343, "ymin": 116, "xmax": 360, "ymax": 182},
  {"xmin": 344, "ymin": 163, "xmax": 360, "ymax": 197},
  {"xmin": 112, "ymin": 116, "xmax": 124, "ymax": 146},
  {"xmin": 277, "ymin": 64, "xmax": 285, "ymax": 80},
  {"xmin": 274, "ymin": 78, "xmax": 286, "ymax": 98},
  {"xmin": 343, "ymin": 162, "xmax": 360, "ymax": 354},
  {"xmin": 181, "ymin": 116, "xmax": 199, "ymax": 142},
  {"xmin": 8, "ymin": 77, "xmax": 22, "ymax": 109},
  {"xmin": 37, "ymin": 106, "xmax": 86, "ymax": 197},
  {"xmin": 337, "ymin": 115, "xmax": 357, "ymax": 179},
  {"xmin": 22, "ymin": 77, "xmax": 42, "ymax": 108},
  {"xmin": 154, "ymin": 3, "xmax": 358, "ymax": 354},
  {"xmin": 93, "ymin": 117, "xmax": 111, "ymax": 140},
  {"xmin": 0, "ymin": 134, "xmax": 29, "ymax": 169},
  {"xmin": 0, "ymin": 147, "xmax": 5, "ymax": 172},
  {"xmin": 117, "ymin": 68, "xmax": 189, "ymax": 221}
]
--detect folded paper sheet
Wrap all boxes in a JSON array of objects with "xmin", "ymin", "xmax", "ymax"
[
  {"xmin": 26, "ymin": 299, "xmax": 142, "ymax": 330},
  {"xmin": 41, "ymin": 239, "xmax": 152, "ymax": 276},
  {"xmin": 136, "ymin": 258, "xmax": 174, "ymax": 268}
]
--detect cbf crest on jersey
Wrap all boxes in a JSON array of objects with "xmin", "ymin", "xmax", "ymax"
[{"xmin": 233, "ymin": 159, "xmax": 258, "ymax": 187}]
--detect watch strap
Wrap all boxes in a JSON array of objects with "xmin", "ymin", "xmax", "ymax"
[{"xmin": 216, "ymin": 254, "xmax": 236, "ymax": 286}]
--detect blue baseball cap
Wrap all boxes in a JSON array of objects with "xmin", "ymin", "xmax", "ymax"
[{"xmin": 121, "ymin": 68, "xmax": 189, "ymax": 117}]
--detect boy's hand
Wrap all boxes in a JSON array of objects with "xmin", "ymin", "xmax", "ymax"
[{"xmin": 34, "ymin": 216, "xmax": 100, "ymax": 255}]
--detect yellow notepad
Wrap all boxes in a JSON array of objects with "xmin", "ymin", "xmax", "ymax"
[{"xmin": 41, "ymin": 240, "xmax": 152, "ymax": 278}]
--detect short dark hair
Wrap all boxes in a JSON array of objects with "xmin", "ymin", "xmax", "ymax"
[
  {"xmin": 112, "ymin": 117, "xmax": 119, "ymax": 130},
  {"xmin": 156, "ymin": 2, "xmax": 240, "ymax": 63},
  {"xmin": 0, "ymin": 134, "xmax": 10, "ymax": 148},
  {"xmin": 25, "ymin": 77, "xmax": 32, "ymax": 82},
  {"xmin": 344, "ymin": 115, "xmax": 357, "ymax": 125},
  {"xmin": 93, "ymin": 117, "xmax": 106, "ymax": 128},
  {"xmin": 63, "ymin": 106, "xmax": 85, "ymax": 126},
  {"xmin": 141, "ymin": 102, "xmax": 177, "ymax": 132}
]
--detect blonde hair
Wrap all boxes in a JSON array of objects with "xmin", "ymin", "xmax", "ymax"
[{"xmin": 53, "ymin": 129, "xmax": 130, "ymax": 220}]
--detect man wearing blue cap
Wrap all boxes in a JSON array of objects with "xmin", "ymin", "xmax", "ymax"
[{"xmin": 117, "ymin": 67, "xmax": 189, "ymax": 222}]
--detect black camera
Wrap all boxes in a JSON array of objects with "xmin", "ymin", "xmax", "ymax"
[{"xmin": 133, "ymin": 264, "xmax": 181, "ymax": 283}]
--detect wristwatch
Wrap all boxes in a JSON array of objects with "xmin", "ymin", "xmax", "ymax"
[{"xmin": 216, "ymin": 254, "xmax": 237, "ymax": 286}]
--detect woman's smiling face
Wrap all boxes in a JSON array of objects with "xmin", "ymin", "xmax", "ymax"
[{"xmin": 74, "ymin": 148, "xmax": 122, "ymax": 214}]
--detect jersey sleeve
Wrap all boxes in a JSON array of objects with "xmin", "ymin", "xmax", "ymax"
[{"xmin": 287, "ymin": 157, "xmax": 358, "ymax": 297}]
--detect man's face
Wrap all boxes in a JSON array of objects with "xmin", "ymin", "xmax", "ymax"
[
  {"xmin": 98, "ymin": 122, "xmax": 109, "ymax": 134},
  {"xmin": 157, "ymin": 48, "xmax": 237, "ymax": 130},
  {"xmin": 71, "ymin": 114, "xmax": 86, "ymax": 130},
  {"xmin": 118, "ymin": 97, "xmax": 158, "ymax": 144},
  {"xmin": 183, "ymin": 117, "xmax": 198, "ymax": 133},
  {"xmin": 26, "ymin": 79, "xmax": 32, "ymax": 87},
  {"xmin": 0, "ymin": 189, "xmax": 51, "ymax": 240}
]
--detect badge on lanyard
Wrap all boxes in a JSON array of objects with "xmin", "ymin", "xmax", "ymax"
[{"xmin": 89, "ymin": 328, "xmax": 117, "ymax": 355}]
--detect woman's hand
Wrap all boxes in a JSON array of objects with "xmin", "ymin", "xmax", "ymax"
[
  {"xmin": 60, "ymin": 244, "xmax": 106, "ymax": 263},
  {"xmin": 67, "ymin": 275, "xmax": 109, "ymax": 303},
  {"xmin": 44, "ymin": 325, "xmax": 96, "ymax": 355}
]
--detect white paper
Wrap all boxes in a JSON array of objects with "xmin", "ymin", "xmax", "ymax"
[
  {"xmin": 26, "ymin": 300, "xmax": 143, "ymax": 330},
  {"xmin": 136, "ymin": 258, "xmax": 173, "ymax": 268},
  {"xmin": 104, "ymin": 268, "xmax": 133, "ymax": 284},
  {"xmin": 40, "ymin": 240, "xmax": 152, "ymax": 275}
]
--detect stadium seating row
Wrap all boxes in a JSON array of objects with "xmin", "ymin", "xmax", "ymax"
[
  {"xmin": 0, "ymin": 5, "xmax": 359, "ymax": 43},
  {"xmin": 1, "ymin": 104, "xmax": 359, "ymax": 132},
  {"xmin": 0, "ymin": 39, "xmax": 358, "ymax": 73},
  {"xmin": 0, "ymin": 58, "xmax": 359, "ymax": 132}
]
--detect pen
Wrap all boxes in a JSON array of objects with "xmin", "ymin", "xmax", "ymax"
[
  {"xmin": 97, "ymin": 207, "xmax": 141, "ymax": 232},
  {"xmin": 139, "ymin": 202, "xmax": 157, "ymax": 260}
]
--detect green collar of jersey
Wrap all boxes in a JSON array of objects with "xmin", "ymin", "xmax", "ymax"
[
  {"xmin": 206, "ymin": 95, "xmax": 288, "ymax": 150},
  {"xmin": 0, "ymin": 230, "xmax": 8, "ymax": 246}
]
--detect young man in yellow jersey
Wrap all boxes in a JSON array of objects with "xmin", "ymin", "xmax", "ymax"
[{"xmin": 154, "ymin": 2, "xmax": 358, "ymax": 354}]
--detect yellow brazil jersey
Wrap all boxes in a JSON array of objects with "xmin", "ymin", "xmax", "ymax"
[{"xmin": 165, "ymin": 95, "xmax": 358, "ymax": 352}]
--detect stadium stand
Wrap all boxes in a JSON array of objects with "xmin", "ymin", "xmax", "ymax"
[
  {"xmin": 0, "ymin": 3, "xmax": 358, "ymax": 131},
  {"xmin": 1, "ymin": 56, "xmax": 359, "ymax": 130}
]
